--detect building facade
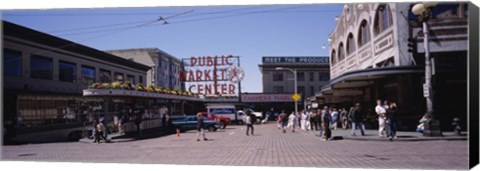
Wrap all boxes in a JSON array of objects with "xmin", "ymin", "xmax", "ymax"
[
  {"xmin": 2, "ymin": 21, "xmax": 151, "ymax": 143},
  {"xmin": 317, "ymin": 3, "xmax": 468, "ymax": 130},
  {"xmin": 106, "ymin": 48, "xmax": 185, "ymax": 91},
  {"xmin": 259, "ymin": 56, "xmax": 330, "ymax": 101}
]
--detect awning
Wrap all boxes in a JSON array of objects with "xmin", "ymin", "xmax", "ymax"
[{"xmin": 318, "ymin": 66, "xmax": 424, "ymax": 97}]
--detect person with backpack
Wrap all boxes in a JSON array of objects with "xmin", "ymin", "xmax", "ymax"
[
  {"xmin": 196, "ymin": 113, "xmax": 208, "ymax": 141},
  {"xmin": 245, "ymin": 110, "xmax": 254, "ymax": 136},
  {"xmin": 278, "ymin": 110, "xmax": 288, "ymax": 133}
]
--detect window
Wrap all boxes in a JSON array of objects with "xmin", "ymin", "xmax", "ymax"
[
  {"xmin": 331, "ymin": 49, "xmax": 337, "ymax": 66},
  {"xmin": 31, "ymin": 55, "xmax": 53, "ymax": 80},
  {"xmin": 309, "ymin": 72, "xmax": 314, "ymax": 81},
  {"xmin": 310, "ymin": 86, "xmax": 315, "ymax": 96},
  {"xmin": 3, "ymin": 49, "xmax": 22, "ymax": 77},
  {"xmin": 358, "ymin": 20, "xmax": 371, "ymax": 47},
  {"xmin": 374, "ymin": 4, "xmax": 393, "ymax": 35},
  {"xmin": 346, "ymin": 33, "xmax": 356, "ymax": 55},
  {"xmin": 273, "ymin": 72, "xmax": 283, "ymax": 81},
  {"xmin": 297, "ymin": 86, "xmax": 305, "ymax": 97},
  {"xmin": 59, "ymin": 61, "xmax": 76, "ymax": 82},
  {"xmin": 273, "ymin": 86, "xmax": 284, "ymax": 93},
  {"xmin": 127, "ymin": 75, "xmax": 135, "ymax": 84},
  {"xmin": 318, "ymin": 72, "xmax": 330, "ymax": 81},
  {"xmin": 99, "ymin": 69, "xmax": 111, "ymax": 83},
  {"xmin": 139, "ymin": 76, "xmax": 144, "ymax": 84},
  {"xmin": 81, "ymin": 65, "xmax": 95, "ymax": 84},
  {"xmin": 297, "ymin": 72, "xmax": 305, "ymax": 82},
  {"xmin": 338, "ymin": 43, "xmax": 345, "ymax": 61},
  {"xmin": 114, "ymin": 72, "xmax": 124, "ymax": 82}
]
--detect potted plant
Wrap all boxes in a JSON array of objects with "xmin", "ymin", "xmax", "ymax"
[
  {"xmin": 121, "ymin": 81, "xmax": 133, "ymax": 90},
  {"xmin": 155, "ymin": 86, "xmax": 164, "ymax": 93},
  {"xmin": 136, "ymin": 83, "xmax": 145, "ymax": 91},
  {"xmin": 147, "ymin": 85, "xmax": 155, "ymax": 92},
  {"xmin": 88, "ymin": 83, "xmax": 100, "ymax": 89},
  {"xmin": 111, "ymin": 81, "xmax": 122, "ymax": 89},
  {"xmin": 100, "ymin": 83, "xmax": 111, "ymax": 89}
]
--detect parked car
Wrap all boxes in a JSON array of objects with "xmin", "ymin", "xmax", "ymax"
[
  {"xmin": 198, "ymin": 112, "xmax": 231, "ymax": 129},
  {"xmin": 170, "ymin": 115, "xmax": 218, "ymax": 132}
]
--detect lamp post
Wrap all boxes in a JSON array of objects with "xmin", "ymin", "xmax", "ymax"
[
  {"xmin": 276, "ymin": 67, "xmax": 298, "ymax": 115},
  {"xmin": 411, "ymin": 2, "xmax": 442, "ymax": 136}
]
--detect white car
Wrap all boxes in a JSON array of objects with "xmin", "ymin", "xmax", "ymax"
[{"xmin": 237, "ymin": 109, "xmax": 263, "ymax": 124}]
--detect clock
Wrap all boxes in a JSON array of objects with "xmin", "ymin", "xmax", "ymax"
[{"xmin": 226, "ymin": 66, "xmax": 244, "ymax": 84}]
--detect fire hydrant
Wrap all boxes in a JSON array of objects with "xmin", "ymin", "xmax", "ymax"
[{"xmin": 451, "ymin": 117, "xmax": 462, "ymax": 136}]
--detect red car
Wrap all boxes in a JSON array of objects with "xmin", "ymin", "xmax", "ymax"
[{"xmin": 199, "ymin": 112, "xmax": 231, "ymax": 129}]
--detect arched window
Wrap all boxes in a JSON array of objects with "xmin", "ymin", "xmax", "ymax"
[
  {"xmin": 374, "ymin": 4, "xmax": 393, "ymax": 35},
  {"xmin": 358, "ymin": 20, "xmax": 371, "ymax": 47},
  {"xmin": 346, "ymin": 33, "xmax": 356, "ymax": 55},
  {"xmin": 330, "ymin": 49, "xmax": 337, "ymax": 66},
  {"xmin": 338, "ymin": 43, "xmax": 345, "ymax": 61}
]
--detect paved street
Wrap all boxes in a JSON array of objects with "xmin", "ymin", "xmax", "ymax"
[{"xmin": 1, "ymin": 123, "xmax": 468, "ymax": 170}]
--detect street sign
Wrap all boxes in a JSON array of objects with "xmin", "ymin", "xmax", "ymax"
[
  {"xmin": 423, "ymin": 83, "xmax": 429, "ymax": 97},
  {"xmin": 292, "ymin": 93, "xmax": 301, "ymax": 101}
]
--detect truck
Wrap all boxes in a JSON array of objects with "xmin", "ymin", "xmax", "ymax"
[{"xmin": 206, "ymin": 104, "xmax": 245, "ymax": 125}]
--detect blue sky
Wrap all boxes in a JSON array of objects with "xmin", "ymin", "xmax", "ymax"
[{"xmin": 2, "ymin": 4, "xmax": 343, "ymax": 93}]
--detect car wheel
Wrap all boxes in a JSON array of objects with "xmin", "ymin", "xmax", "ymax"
[
  {"xmin": 208, "ymin": 126, "xmax": 216, "ymax": 132},
  {"xmin": 237, "ymin": 120, "xmax": 244, "ymax": 125}
]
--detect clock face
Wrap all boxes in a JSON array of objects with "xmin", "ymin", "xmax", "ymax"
[{"xmin": 226, "ymin": 66, "xmax": 244, "ymax": 84}]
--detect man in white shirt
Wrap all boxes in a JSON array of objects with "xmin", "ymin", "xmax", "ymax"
[{"xmin": 375, "ymin": 99, "xmax": 387, "ymax": 137}]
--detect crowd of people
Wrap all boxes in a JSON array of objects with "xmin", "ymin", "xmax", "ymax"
[{"xmin": 269, "ymin": 99, "xmax": 403, "ymax": 141}]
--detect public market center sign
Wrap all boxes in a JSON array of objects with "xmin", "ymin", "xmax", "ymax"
[{"xmin": 181, "ymin": 55, "xmax": 244, "ymax": 96}]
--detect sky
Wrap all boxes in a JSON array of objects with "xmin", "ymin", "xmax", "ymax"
[{"xmin": 2, "ymin": 4, "xmax": 343, "ymax": 93}]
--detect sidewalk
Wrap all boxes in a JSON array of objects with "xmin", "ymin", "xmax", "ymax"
[
  {"xmin": 79, "ymin": 127, "xmax": 172, "ymax": 143},
  {"xmin": 323, "ymin": 128, "xmax": 468, "ymax": 141},
  {"xmin": 79, "ymin": 124, "xmax": 468, "ymax": 143}
]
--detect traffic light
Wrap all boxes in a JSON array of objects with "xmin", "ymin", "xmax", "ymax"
[{"xmin": 407, "ymin": 37, "xmax": 417, "ymax": 53}]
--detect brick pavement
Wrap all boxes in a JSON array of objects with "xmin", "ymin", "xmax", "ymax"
[{"xmin": 1, "ymin": 123, "xmax": 469, "ymax": 170}]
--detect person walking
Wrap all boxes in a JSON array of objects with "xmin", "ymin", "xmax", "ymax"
[
  {"xmin": 321, "ymin": 106, "xmax": 332, "ymax": 141},
  {"xmin": 288, "ymin": 112, "xmax": 297, "ymax": 132},
  {"xmin": 304, "ymin": 110, "xmax": 311, "ymax": 131},
  {"xmin": 331, "ymin": 108, "xmax": 339, "ymax": 130},
  {"xmin": 300, "ymin": 111, "xmax": 307, "ymax": 131},
  {"xmin": 245, "ymin": 110, "xmax": 254, "ymax": 136},
  {"xmin": 351, "ymin": 103, "xmax": 366, "ymax": 136},
  {"xmin": 341, "ymin": 108, "xmax": 349, "ymax": 129},
  {"xmin": 375, "ymin": 99, "xmax": 387, "ymax": 137},
  {"xmin": 386, "ymin": 102, "xmax": 398, "ymax": 140},
  {"xmin": 95, "ymin": 120, "xmax": 107, "ymax": 143},
  {"xmin": 310, "ymin": 110, "xmax": 318, "ymax": 131},
  {"xmin": 196, "ymin": 113, "xmax": 208, "ymax": 141},
  {"xmin": 92, "ymin": 119, "xmax": 99, "ymax": 143},
  {"xmin": 278, "ymin": 110, "xmax": 288, "ymax": 133}
]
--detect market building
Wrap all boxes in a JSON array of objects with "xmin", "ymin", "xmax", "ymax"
[
  {"xmin": 2, "ymin": 20, "xmax": 153, "ymax": 143},
  {"xmin": 316, "ymin": 3, "xmax": 468, "ymax": 131},
  {"xmin": 259, "ymin": 56, "xmax": 330, "ymax": 111}
]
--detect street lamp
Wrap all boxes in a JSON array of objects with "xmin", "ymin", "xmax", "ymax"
[
  {"xmin": 276, "ymin": 67, "xmax": 298, "ymax": 115},
  {"xmin": 411, "ymin": 2, "xmax": 442, "ymax": 136}
]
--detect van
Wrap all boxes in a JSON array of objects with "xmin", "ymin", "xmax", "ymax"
[{"xmin": 206, "ymin": 104, "xmax": 245, "ymax": 124}]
